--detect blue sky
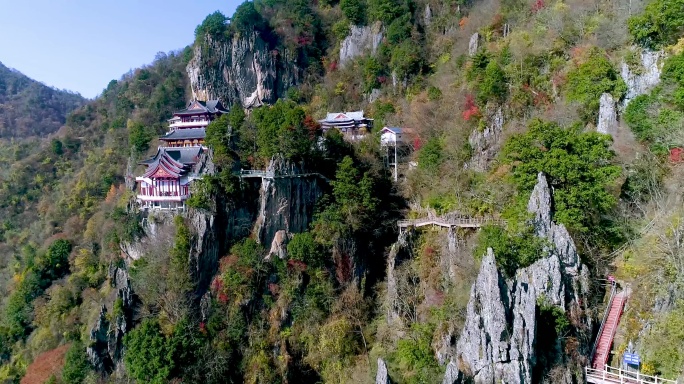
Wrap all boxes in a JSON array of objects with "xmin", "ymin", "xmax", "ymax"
[{"xmin": 0, "ymin": 0, "xmax": 241, "ymax": 98}]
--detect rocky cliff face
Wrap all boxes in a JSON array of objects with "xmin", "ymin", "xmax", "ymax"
[
  {"xmin": 187, "ymin": 32, "xmax": 300, "ymax": 108},
  {"xmin": 621, "ymin": 49, "xmax": 664, "ymax": 106},
  {"xmin": 445, "ymin": 173, "xmax": 591, "ymax": 384},
  {"xmin": 467, "ymin": 107, "xmax": 504, "ymax": 171},
  {"xmin": 87, "ymin": 267, "xmax": 135, "ymax": 374},
  {"xmin": 597, "ymin": 93, "xmax": 618, "ymax": 136},
  {"xmin": 253, "ymin": 157, "xmax": 326, "ymax": 247},
  {"xmin": 339, "ymin": 23, "xmax": 384, "ymax": 67}
]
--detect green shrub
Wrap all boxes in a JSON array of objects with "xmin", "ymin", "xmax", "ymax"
[
  {"xmin": 475, "ymin": 225, "xmax": 545, "ymax": 277},
  {"xmin": 205, "ymin": 115, "xmax": 233, "ymax": 168},
  {"xmin": 62, "ymin": 342, "xmax": 90, "ymax": 384},
  {"xmin": 124, "ymin": 319, "xmax": 173, "ymax": 384},
  {"xmin": 386, "ymin": 13, "xmax": 412, "ymax": 44},
  {"xmin": 502, "ymin": 119, "xmax": 621, "ymax": 233},
  {"xmin": 628, "ymin": 0, "xmax": 684, "ymax": 49},
  {"xmin": 477, "ymin": 60, "xmax": 508, "ymax": 104},
  {"xmin": 427, "ymin": 86, "xmax": 442, "ymax": 101},
  {"xmin": 417, "ymin": 137, "xmax": 443, "ymax": 173},
  {"xmin": 332, "ymin": 19, "xmax": 352, "ymax": 41},
  {"xmin": 368, "ymin": 0, "xmax": 409, "ymax": 24},
  {"xmin": 340, "ymin": 0, "xmax": 366, "ymax": 25},
  {"xmin": 394, "ymin": 323, "xmax": 441, "ymax": 383},
  {"xmin": 195, "ymin": 11, "xmax": 228, "ymax": 40},
  {"xmin": 287, "ymin": 232, "xmax": 323, "ymax": 267},
  {"xmin": 127, "ymin": 120, "xmax": 154, "ymax": 154},
  {"xmin": 566, "ymin": 48, "xmax": 627, "ymax": 122},
  {"xmin": 624, "ymin": 94, "xmax": 656, "ymax": 141},
  {"xmin": 231, "ymin": 2, "xmax": 268, "ymax": 34}
]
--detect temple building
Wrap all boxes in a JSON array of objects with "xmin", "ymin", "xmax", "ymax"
[
  {"xmin": 136, "ymin": 99, "xmax": 224, "ymax": 210},
  {"xmin": 319, "ymin": 111, "xmax": 373, "ymax": 140},
  {"xmin": 167, "ymin": 99, "xmax": 228, "ymax": 130}
]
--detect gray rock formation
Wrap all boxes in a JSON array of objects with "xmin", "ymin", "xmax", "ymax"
[
  {"xmin": 187, "ymin": 32, "xmax": 300, "ymax": 108},
  {"xmin": 597, "ymin": 93, "xmax": 618, "ymax": 136},
  {"xmin": 87, "ymin": 267, "xmax": 136, "ymax": 373},
  {"xmin": 469, "ymin": 33, "xmax": 479, "ymax": 56},
  {"xmin": 467, "ymin": 107, "xmax": 504, "ymax": 171},
  {"xmin": 376, "ymin": 358, "xmax": 391, "ymax": 384},
  {"xmin": 268, "ymin": 230, "xmax": 291, "ymax": 259},
  {"xmin": 621, "ymin": 49, "xmax": 664, "ymax": 106},
  {"xmin": 339, "ymin": 23, "xmax": 383, "ymax": 67},
  {"xmin": 424, "ymin": 4, "xmax": 433, "ymax": 26},
  {"xmin": 87, "ymin": 305, "xmax": 112, "ymax": 372},
  {"xmin": 253, "ymin": 156, "xmax": 325, "ymax": 246},
  {"xmin": 443, "ymin": 361, "xmax": 463, "ymax": 384},
  {"xmin": 386, "ymin": 230, "xmax": 410, "ymax": 325},
  {"xmin": 445, "ymin": 173, "xmax": 591, "ymax": 383}
]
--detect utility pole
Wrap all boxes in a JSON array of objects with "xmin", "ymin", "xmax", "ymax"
[{"xmin": 394, "ymin": 143, "xmax": 398, "ymax": 182}]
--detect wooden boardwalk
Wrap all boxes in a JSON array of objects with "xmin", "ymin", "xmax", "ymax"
[
  {"xmin": 397, "ymin": 216, "xmax": 506, "ymax": 230},
  {"xmin": 239, "ymin": 170, "xmax": 329, "ymax": 182}
]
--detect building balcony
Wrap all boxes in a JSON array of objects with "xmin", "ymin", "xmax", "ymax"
[
  {"xmin": 169, "ymin": 121, "xmax": 209, "ymax": 129},
  {"xmin": 137, "ymin": 194, "xmax": 189, "ymax": 202}
]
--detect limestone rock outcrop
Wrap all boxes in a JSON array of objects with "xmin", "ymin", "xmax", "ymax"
[
  {"xmin": 469, "ymin": 33, "xmax": 479, "ymax": 56},
  {"xmin": 87, "ymin": 267, "xmax": 136, "ymax": 373},
  {"xmin": 339, "ymin": 23, "xmax": 383, "ymax": 67},
  {"xmin": 445, "ymin": 173, "xmax": 591, "ymax": 383},
  {"xmin": 621, "ymin": 49, "xmax": 664, "ymax": 106},
  {"xmin": 268, "ymin": 230, "xmax": 291, "ymax": 259},
  {"xmin": 253, "ymin": 156, "xmax": 325, "ymax": 246},
  {"xmin": 597, "ymin": 93, "xmax": 618, "ymax": 136},
  {"xmin": 187, "ymin": 32, "xmax": 300, "ymax": 108},
  {"xmin": 467, "ymin": 107, "xmax": 504, "ymax": 171},
  {"xmin": 376, "ymin": 358, "xmax": 391, "ymax": 384}
]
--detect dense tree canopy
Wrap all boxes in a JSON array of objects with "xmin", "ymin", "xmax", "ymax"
[{"xmin": 502, "ymin": 119, "xmax": 621, "ymax": 233}]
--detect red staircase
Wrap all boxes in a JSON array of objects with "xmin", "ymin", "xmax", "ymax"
[{"xmin": 591, "ymin": 288, "xmax": 627, "ymax": 369}]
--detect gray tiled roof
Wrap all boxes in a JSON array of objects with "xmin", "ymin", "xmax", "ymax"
[
  {"xmin": 160, "ymin": 128, "xmax": 206, "ymax": 140},
  {"xmin": 139, "ymin": 146, "xmax": 204, "ymax": 166}
]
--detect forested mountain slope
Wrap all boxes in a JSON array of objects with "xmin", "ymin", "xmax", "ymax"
[
  {"xmin": 2, "ymin": 0, "xmax": 684, "ymax": 383},
  {"xmin": 0, "ymin": 62, "xmax": 85, "ymax": 138}
]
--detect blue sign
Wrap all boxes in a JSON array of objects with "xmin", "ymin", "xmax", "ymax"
[{"xmin": 624, "ymin": 353, "xmax": 641, "ymax": 366}]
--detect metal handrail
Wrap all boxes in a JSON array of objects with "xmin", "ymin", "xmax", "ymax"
[
  {"xmin": 585, "ymin": 365, "xmax": 678, "ymax": 384},
  {"xmin": 602, "ymin": 292, "xmax": 627, "ymax": 366},
  {"xmin": 397, "ymin": 217, "xmax": 507, "ymax": 228},
  {"xmin": 590, "ymin": 282, "xmax": 617, "ymax": 364}
]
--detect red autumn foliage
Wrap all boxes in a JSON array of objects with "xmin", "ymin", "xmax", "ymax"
[
  {"xmin": 329, "ymin": 60, "xmax": 338, "ymax": 72},
  {"xmin": 287, "ymin": 259, "xmax": 308, "ymax": 273},
  {"xmin": 218, "ymin": 292, "xmax": 229, "ymax": 304},
  {"xmin": 303, "ymin": 115, "xmax": 322, "ymax": 139},
  {"xmin": 378, "ymin": 76, "xmax": 387, "ymax": 84},
  {"xmin": 211, "ymin": 276, "xmax": 224, "ymax": 293},
  {"xmin": 335, "ymin": 253, "xmax": 354, "ymax": 284},
  {"xmin": 531, "ymin": 0, "xmax": 545, "ymax": 13},
  {"xmin": 21, "ymin": 344, "xmax": 70, "ymax": 384},
  {"xmin": 199, "ymin": 322, "xmax": 207, "ymax": 334},
  {"xmin": 268, "ymin": 283, "xmax": 280, "ymax": 296},
  {"xmin": 462, "ymin": 94, "xmax": 481, "ymax": 121},
  {"xmin": 413, "ymin": 137, "xmax": 423, "ymax": 150},
  {"xmin": 424, "ymin": 246, "xmax": 436, "ymax": 256}
]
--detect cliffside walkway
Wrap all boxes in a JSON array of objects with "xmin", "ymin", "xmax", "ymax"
[
  {"xmin": 591, "ymin": 285, "xmax": 629, "ymax": 370},
  {"xmin": 585, "ymin": 365, "xmax": 677, "ymax": 384},
  {"xmin": 583, "ymin": 286, "xmax": 671, "ymax": 384},
  {"xmin": 239, "ymin": 170, "xmax": 330, "ymax": 182},
  {"xmin": 397, "ymin": 216, "xmax": 506, "ymax": 232}
]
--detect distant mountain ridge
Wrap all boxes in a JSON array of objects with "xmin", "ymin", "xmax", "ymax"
[{"xmin": 0, "ymin": 61, "xmax": 85, "ymax": 138}]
